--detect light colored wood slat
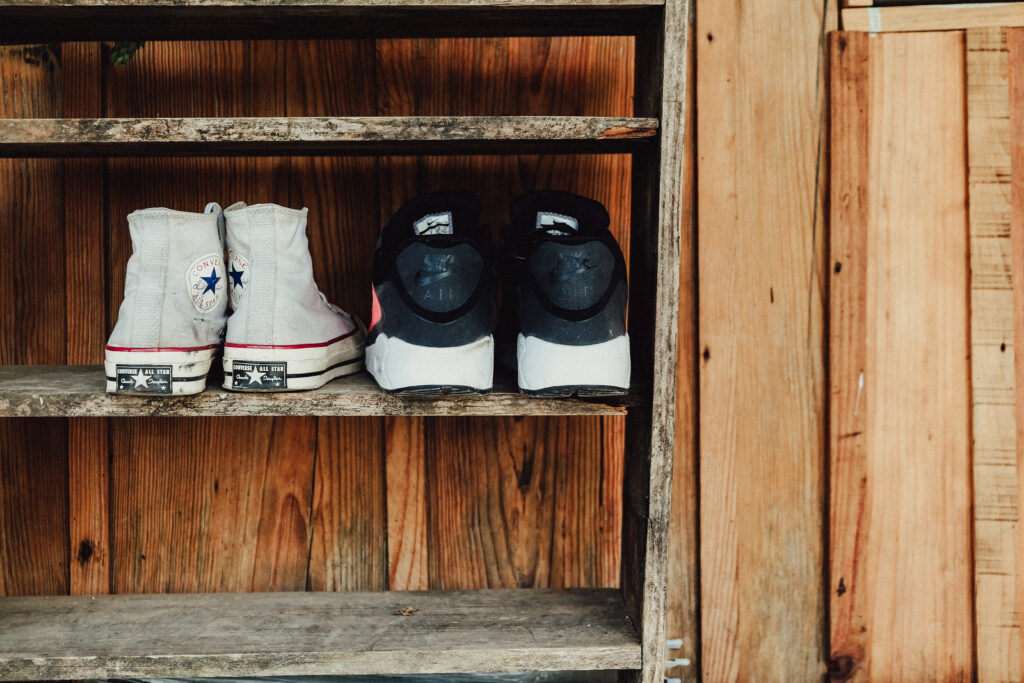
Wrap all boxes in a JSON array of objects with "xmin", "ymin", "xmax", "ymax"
[
  {"xmin": 696, "ymin": 0, "xmax": 833, "ymax": 679},
  {"xmin": 843, "ymin": 3, "xmax": 1024, "ymax": 33},
  {"xmin": 829, "ymin": 30, "xmax": 974, "ymax": 682},
  {"xmin": 0, "ymin": 365, "xmax": 631, "ymax": 417},
  {"xmin": 968, "ymin": 26, "xmax": 1021, "ymax": 683},
  {"xmin": 1008, "ymin": 26, "xmax": 1024, "ymax": 683},
  {"xmin": 0, "ymin": 588, "xmax": 640, "ymax": 680},
  {"xmin": 0, "ymin": 116, "xmax": 657, "ymax": 156}
]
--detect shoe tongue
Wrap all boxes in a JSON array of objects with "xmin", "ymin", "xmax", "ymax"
[
  {"xmin": 413, "ymin": 210, "xmax": 455, "ymax": 236},
  {"xmin": 385, "ymin": 191, "xmax": 480, "ymax": 242},
  {"xmin": 511, "ymin": 191, "xmax": 609, "ymax": 238},
  {"xmin": 534, "ymin": 211, "xmax": 580, "ymax": 235}
]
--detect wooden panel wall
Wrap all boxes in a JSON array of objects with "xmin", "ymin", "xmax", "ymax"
[
  {"xmin": 969, "ymin": 27, "xmax": 1020, "ymax": 683},
  {"xmin": 696, "ymin": 0, "xmax": 834, "ymax": 679},
  {"xmin": 830, "ymin": 30, "xmax": 974, "ymax": 681},
  {"xmin": 0, "ymin": 36, "xmax": 629, "ymax": 597}
]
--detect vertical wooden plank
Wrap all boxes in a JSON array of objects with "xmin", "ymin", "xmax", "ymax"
[
  {"xmin": 665, "ymin": 0, "xmax": 697, "ymax": 677},
  {"xmin": 0, "ymin": 43, "xmax": 69, "ymax": 598},
  {"xmin": 427, "ymin": 416, "xmax": 607, "ymax": 589},
  {"xmin": 968, "ymin": 26, "xmax": 1020, "ymax": 683},
  {"xmin": 696, "ymin": 0, "xmax": 833, "ymax": 679},
  {"xmin": 309, "ymin": 418, "xmax": 387, "ymax": 591},
  {"xmin": 1007, "ymin": 26, "xmax": 1024, "ymax": 683},
  {"xmin": 386, "ymin": 415, "xmax": 429, "ymax": 590},
  {"xmin": 62, "ymin": 42, "xmax": 111, "ymax": 598},
  {"xmin": 284, "ymin": 39, "xmax": 388, "ymax": 592},
  {"xmin": 830, "ymin": 30, "xmax": 974, "ymax": 682}
]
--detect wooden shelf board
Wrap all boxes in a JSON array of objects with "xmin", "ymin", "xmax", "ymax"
[
  {"xmin": 0, "ymin": 3, "xmax": 661, "ymax": 42},
  {"xmin": 842, "ymin": 3, "xmax": 1024, "ymax": 32},
  {"xmin": 0, "ymin": 116, "xmax": 658, "ymax": 157},
  {"xmin": 0, "ymin": 365, "xmax": 634, "ymax": 417},
  {"xmin": 0, "ymin": 588, "xmax": 641, "ymax": 680}
]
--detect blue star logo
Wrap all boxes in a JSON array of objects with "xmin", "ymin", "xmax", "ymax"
[
  {"xmin": 229, "ymin": 266, "xmax": 244, "ymax": 288},
  {"xmin": 201, "ymin": 268, "xmax": 221, "ymax": 295}
]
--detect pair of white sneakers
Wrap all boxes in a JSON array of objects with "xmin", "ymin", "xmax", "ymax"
[{"xmin": 104, "ymin": 202, "xmax": 365, "ymax": 396}]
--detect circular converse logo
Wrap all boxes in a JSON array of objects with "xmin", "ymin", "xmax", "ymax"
[
  {"xmin": 186, "ymin": 253, "xmax": 225, "ymax": 313},
  {"xmin": 227, "ymin": 250, "xmax": 249, "ymax": 308}
]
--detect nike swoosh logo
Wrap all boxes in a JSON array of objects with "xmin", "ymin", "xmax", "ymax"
[
  {"xmin": 553, "ymin": 263, "xmax": 597, "ymax": 282},
  {"xmin": 415, "ymin": 270, "xmax": 453, "ymax": 286}
]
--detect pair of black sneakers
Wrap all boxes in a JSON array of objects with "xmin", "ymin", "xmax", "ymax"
[{"xmin": 365, "ymin": 191, "xmax": 630, "ymax": 397}]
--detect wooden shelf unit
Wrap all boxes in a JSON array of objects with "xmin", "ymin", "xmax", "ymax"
[
  {"xmin": 0, "ymin": 2, "xmax": 691, "ymax": 683},
  {"xmin": 0, "ymin": 366, "xmax": 635, "ymax": 417}
]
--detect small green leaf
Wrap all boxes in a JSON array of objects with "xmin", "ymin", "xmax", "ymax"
[{"xmin": 110, "ymin": 41, "xmax": 145, "ymax": 65}]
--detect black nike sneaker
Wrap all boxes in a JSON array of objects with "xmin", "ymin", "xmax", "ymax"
[
  {"xmin": 365, "ymin": 191, "xmax": 495, "ymax": 393},
  {"xmin": 504, "ymin": 191, "xmax": 630, "ymax": 396}
]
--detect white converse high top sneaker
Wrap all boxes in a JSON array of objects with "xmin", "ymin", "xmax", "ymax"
[
  {"xmin": 105, "ymin": 203, "xmax": 228, "ymax": 395},
  {"xmin": 222, "ymin": 203, "xmax": 365, "ymax": 392}
]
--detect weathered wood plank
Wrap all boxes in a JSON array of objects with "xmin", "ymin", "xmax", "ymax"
[
  {"xmin": 309, "ymin": 417, "xmax": 388, "ymax": 591},
  {"xmin": 0, "ymin": 117, "xmax": 658, "ymax": 157},
  {"xmin": 968, "ymin": 26, "xmax": 1020, "ymax": 683},
  {"xmin": 0, "ymin": 43, "xmax": 69, "ymax": 599},
  {"xmin": 0, "ymin": 588, "xmax": 640, "ymax": 680},
  {"xmin": 1008, "ymin": 26, "xmax": 1024, "ymax": 683},
  {"xmin": 62, "ymin": 42, "xmax": 111, "ymax": 599},
  {"xmin": 696, "ymin": 0, "xmax": 832, "ymax": 679},
  {"xmin": 829, "ymin": 30, "xmax": 974, "ymax": 682},
  {"xmin": 843, "ymin": 3, "xmax": 1024, "ymax": 33},
  {"xmin": 0, "ymin": 365, "xmax": 633, "ymax": 416}
]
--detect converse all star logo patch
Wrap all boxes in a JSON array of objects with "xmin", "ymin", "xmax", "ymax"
[
  {"xmin": 187, "ymin": 253, "xmax": 225, "ymax": 313},
  {"xmin": 413, "ymin": 211, "xmax": 453, "ymax": 236},
  {"xmin": 115, "ymin": 364, "xmax": 172, "ymax": 394},
  {"xmin": 232, "ymin": 361, "xmax": 287, "ymax": 389},
  {"xmin": 227, "ymin": 250, "xmax": 249, "ymax": 307}
]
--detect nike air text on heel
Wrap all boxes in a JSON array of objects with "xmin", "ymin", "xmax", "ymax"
[
  {"xmin": 516, "ymin": 333, "xmax": 631, "ymax": 397},
  {"xmin": 104, "ymin": 346, "xmax": 217, "ymax": 396}
]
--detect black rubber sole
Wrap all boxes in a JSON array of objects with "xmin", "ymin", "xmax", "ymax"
[
  {"xmin": 384, "ymin": 385, "xmax": 492, "ymax": 396},
  {"xmin": 521, "ymin": 385, "xmax": 629, "ymax": 398}
]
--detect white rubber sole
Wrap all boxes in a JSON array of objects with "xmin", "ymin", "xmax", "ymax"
[
  {"xmin": 365, "ymin": 334, "xmax": 494, "ymax": 393},
  {"xmin": 517, "ymin": 333, "xmax": 631, "ymax": 396},
  {"xmin": 105, "ymin": 346, "xmax": 216, "ymax": 396},
  {"xmin": 223, "ymin": 330, "xmax": 365, "ymax": 392}
]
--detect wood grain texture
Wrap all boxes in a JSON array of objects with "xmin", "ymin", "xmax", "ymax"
[
  {"xmin": 664, "ymin": 0, "xmax": 696, "ymax": 675},
  {"xmin": 1009, "ymin": 26, "xmax": 1024, "ymax": 683},
  {"xmin": 696, "ymin": 0, "xmax": 831, "ymax": 679},
  {"xmin": 844, "ymin": 4, "xmax": 1024, "ymax": 33},
  {"xmin": 968, "ymin": 26, "xmax": 1020, "ymax": 683},
  {"xmin": 829, "ymin": 30, "xmax": 974, "ymax": 682},
  {"xmin": 62, "ymin": 42, "xmax": 111, "ymax": 599},
  {"xmin": 0, "ymin": 589, "xmax": 639, "ymax": 680},
  {"xmin": 0, "ymin": 43, "xmax": 69, "ymax": 599},
  {"xmin": 426, "ymin": 416, "xmax": 614, "ymax": 589},
  {"xmin": 0, "ymin": 116, "xmax": 657, "ymax": 157}
]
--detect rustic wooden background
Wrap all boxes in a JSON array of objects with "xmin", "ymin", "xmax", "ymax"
[
  {"xmin": 8, "ymin": 2, "xmax": 1024, "ymax": 682},
  {"xmin": 0, "ymin": 37, "xmax": 632, "ymax": 599}
]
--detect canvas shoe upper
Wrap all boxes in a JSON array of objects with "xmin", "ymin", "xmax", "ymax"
[
  {"xmin": 504, "ymin": 190, "xmax": 630, "ymax": 396},
  {"xmin": 104, "ymin": 202, "xmax": 228, "ymax": 395},
  {"xmin": 365, "ymin": 191, "xmax": 495, "ymax": 393},
  {"xmin": 222, "ymin": 202, "xmax": 364, "ymax": 392}
]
